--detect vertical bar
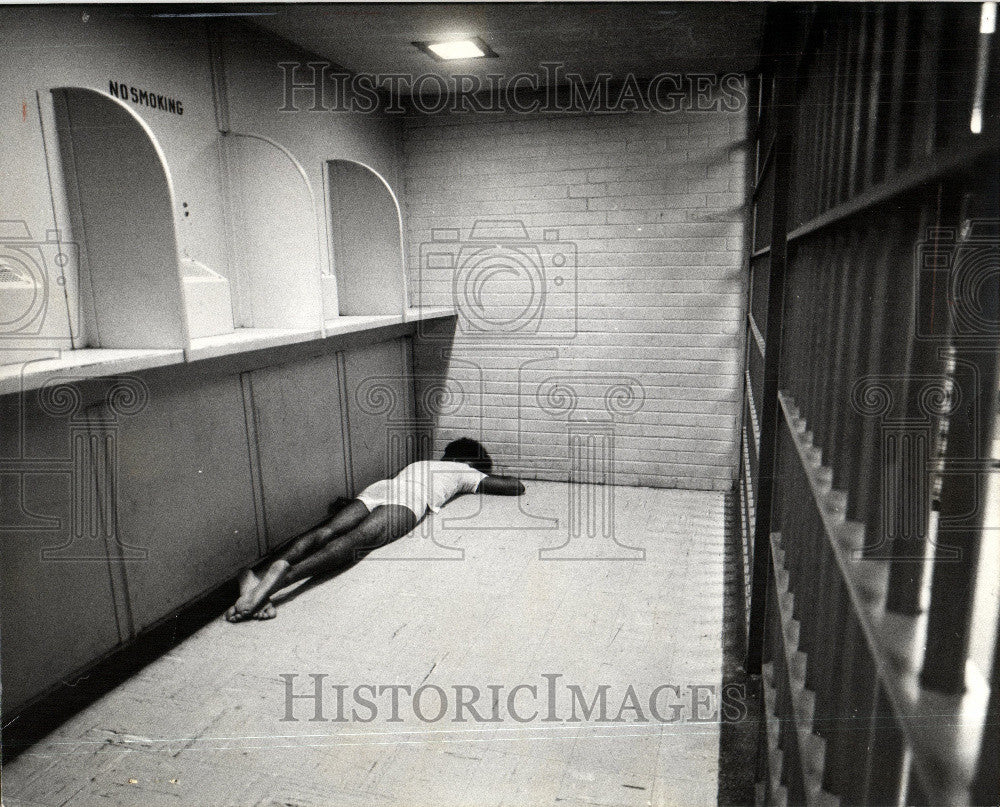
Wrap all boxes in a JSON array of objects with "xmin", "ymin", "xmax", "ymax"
[
  {"xmin": 206, "ymin": 24, "xmax": 231, "ymax": 134},
  {"xmin": 805, "ymin": 236, "xmax": 836, "ymax": 428},
  {"xmin": 909, "ymin": 7, "xmax": 943, "ymax": 162},
  {"xmin": 821, "ymin": 19, "xmax": 848, "ymax": 211},
  {"xmin": 822, "ymin": 614, "xmax": 861, "ymax": 794},
  {"xmin": 857, "ymin": 203, "xmax": 932, "ymax": 557},
  {"xmin": 813, "ymin": 30, "xmax": 833, "ymax": 218},
  {"xmin": 814, "ymin": 578, "xmax": 849, "ymax": 742},
  {"xmin": 803, "ymin": 241, "xmax": 825, "ymax": 410},
  {"xmin": 794, "ymin": 499, "xmax": 823, "ymax": 657},
  {"xmin": 882, "ymin": 205, "xmax": 948, "ymax": 611},
  {"xmin": 791, "ymin": 101, "xmax": 811, "ymax": 228},
  {"xmin": 822, "ymin": 27, "xmax": 838, "ymax": 206},
  {"xmin": 808, "ymin": 72, "xmax": 824, "ymax": 223},
  {"xmin": 823, "ymin": 232, "xmax": 868, "ymax": 485},
  {"xmin": 894, "ymin": 8, "xmax": 925, "ymax": 170},
  {"xmin": 860, "ymin": 686, "xmax": 908, "ymax": 806},
  {"xmin": 832, "ymin": 226, "xmax": 878, "ymax": 490},
  {"xmin": 786, "ymin": 443, "xmax": 807, "ymax": 610},
  {"xmin": 920, "ymin": 187, "xmax": 1000, "ymax": 693},
  {"xmin": 846, "ymin": 7, "xmax": 873, "ymax": 197},
  {"xmin": 746, "ymin": 16, "xmax": 797, "ymax": 674},
  {"xmin": 741, "ymin": 52, "xmax": 764, "ymax": 681},
  {"xmin": 833, "ymin": 16, "xmax": 861, "ymax": 205},
  {"xmin": 790, "ymin": 8, "xmax": 823, "ymax": 227},
  {"xmin": 809, "ymin": 237, "xmax": 835, "ymax": 442},
  {"xmin": 845, "ymin": 214, "xmax": 902, "ymax": 526},
  {"xmin": 815, "ymin": 233, "xmax": 852, "ymax": 461},
  {"xmin": 879, "ymin": 6, "xmax": 911, "ymax": 181},
  {"xmin": 860, "ymin": 5, "xmax": 889, "ymax": 191},
  {"xmin": 804, "ymin": 533, "xmax": 836, "ymax": 693},
  {"xmin": 972, "ymin": 629, "xmax": 1000, "ymax": 806},
  {"xmin": 840, "ymin": 650, "xmax": 879, "ymax": 805},
  {"xmin": 784, "ymin": 246, "xmax": 810, "ymax": 401},
  {"xmin": 881, "ymin": 421, "xmax": 933, "ymax": 608}
]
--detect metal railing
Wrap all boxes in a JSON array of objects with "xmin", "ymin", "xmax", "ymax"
[{"xmin": 740, "ymin": 4, "xmax": 999, "ymax": 805}]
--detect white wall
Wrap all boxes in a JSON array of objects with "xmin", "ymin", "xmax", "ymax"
[
  {"xmin": 0, "ymin": 9, "xmax": 405, "ymax": 344},
  {"xmin": 0, "ymin": 10, "xmax": 419, "ymax": 711},
  {"xmin": 216, "ymin": 23, "xmax": 405, "ymax": 295},
  {"xmin": 403, "ymin": 98, "xmax": 748, "ymax": 490},
  {"xmin": 0, "ymin": 8, "xmax": 227, "ymax": 349},
  {"xmin": 1, "ymin": 8, "xmax": 749, "ymax": 489}
]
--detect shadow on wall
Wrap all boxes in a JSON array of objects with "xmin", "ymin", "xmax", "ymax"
[{"xmin": 411, "ymin": 314, "xmax": 460, "ymax": 460}]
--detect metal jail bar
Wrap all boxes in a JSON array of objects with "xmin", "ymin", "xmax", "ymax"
[
  {"xmin": 740, "ymin": 4, "xmax": 999, "ymax": 805},
  {"xmin": 920, "ymin": 194, "xmax": 1000, "ymax": 694}
]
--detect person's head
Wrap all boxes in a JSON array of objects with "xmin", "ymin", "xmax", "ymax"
[{"xmin": 441, "ymin": 437, "xmax": 493, "ymax": 474}]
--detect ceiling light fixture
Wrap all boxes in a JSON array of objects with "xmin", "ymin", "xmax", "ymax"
[{"xmin": 413, "ymin": 37, "xmax": 498, "ymax": 61}]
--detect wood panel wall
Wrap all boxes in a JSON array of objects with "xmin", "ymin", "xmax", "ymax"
[{"xmin": 0, "ymin": 334, "xmax": 414, "ymax": 716}]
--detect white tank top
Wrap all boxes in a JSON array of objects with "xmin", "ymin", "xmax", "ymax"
[{"xmin": 390, "ymin": 460, "xmax": 487, "ymax": 514}]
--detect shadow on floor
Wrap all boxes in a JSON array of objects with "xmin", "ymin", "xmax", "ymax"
[
  {"xmin": 716, "ymin": 489, "xmax": 762, "ymax": 806},
  {"xmin": 1, "ymin": 582, "xmax": 235, "ymax": 762}
]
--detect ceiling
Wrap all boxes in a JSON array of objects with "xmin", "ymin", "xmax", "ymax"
[{"xmin": 250, "ymin": 3, "xmax": 766, "ymax": 88}]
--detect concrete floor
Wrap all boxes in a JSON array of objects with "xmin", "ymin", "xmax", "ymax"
[{"xmin": 3, "ymin": 482, "xmax": 726, "ymax": 807}]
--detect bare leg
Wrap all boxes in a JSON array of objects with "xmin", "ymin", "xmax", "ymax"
[
  {"xmin": 231, "ymin": 504, "xmax": 416, "ymax": 619},
  {"xmin": 226, "ymin": 500, "xmax": 370, "ymax": 622},
  {"xmin": 274, "ymin": 500, "xmax": 371, "ymax": 565},
  {"xmin": 225, "ymin": 569, "xmax": 276, "ymax": 621}
]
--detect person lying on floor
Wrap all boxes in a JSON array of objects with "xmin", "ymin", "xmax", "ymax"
[{"xmin": 226, "ymin": 438, "xmax": 525, "ymax": 622}]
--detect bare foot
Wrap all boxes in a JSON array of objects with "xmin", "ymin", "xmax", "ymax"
[
  {"xmin": 226, "ymin": 569, "xmax": 277, "ymax": 622},
  {"xmin": 232, "ymin": 560, "xmax": 289, "ymax": 620}
]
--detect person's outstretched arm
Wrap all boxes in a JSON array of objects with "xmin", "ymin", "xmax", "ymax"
[{"xmin": 477, "ymin": 475, "xmax": 526, "ymax": 496}]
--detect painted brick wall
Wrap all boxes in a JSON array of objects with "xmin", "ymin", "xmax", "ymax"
[{"xmin": 402, "ymin": 93, "xmax": 747, "ymax": 490}]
